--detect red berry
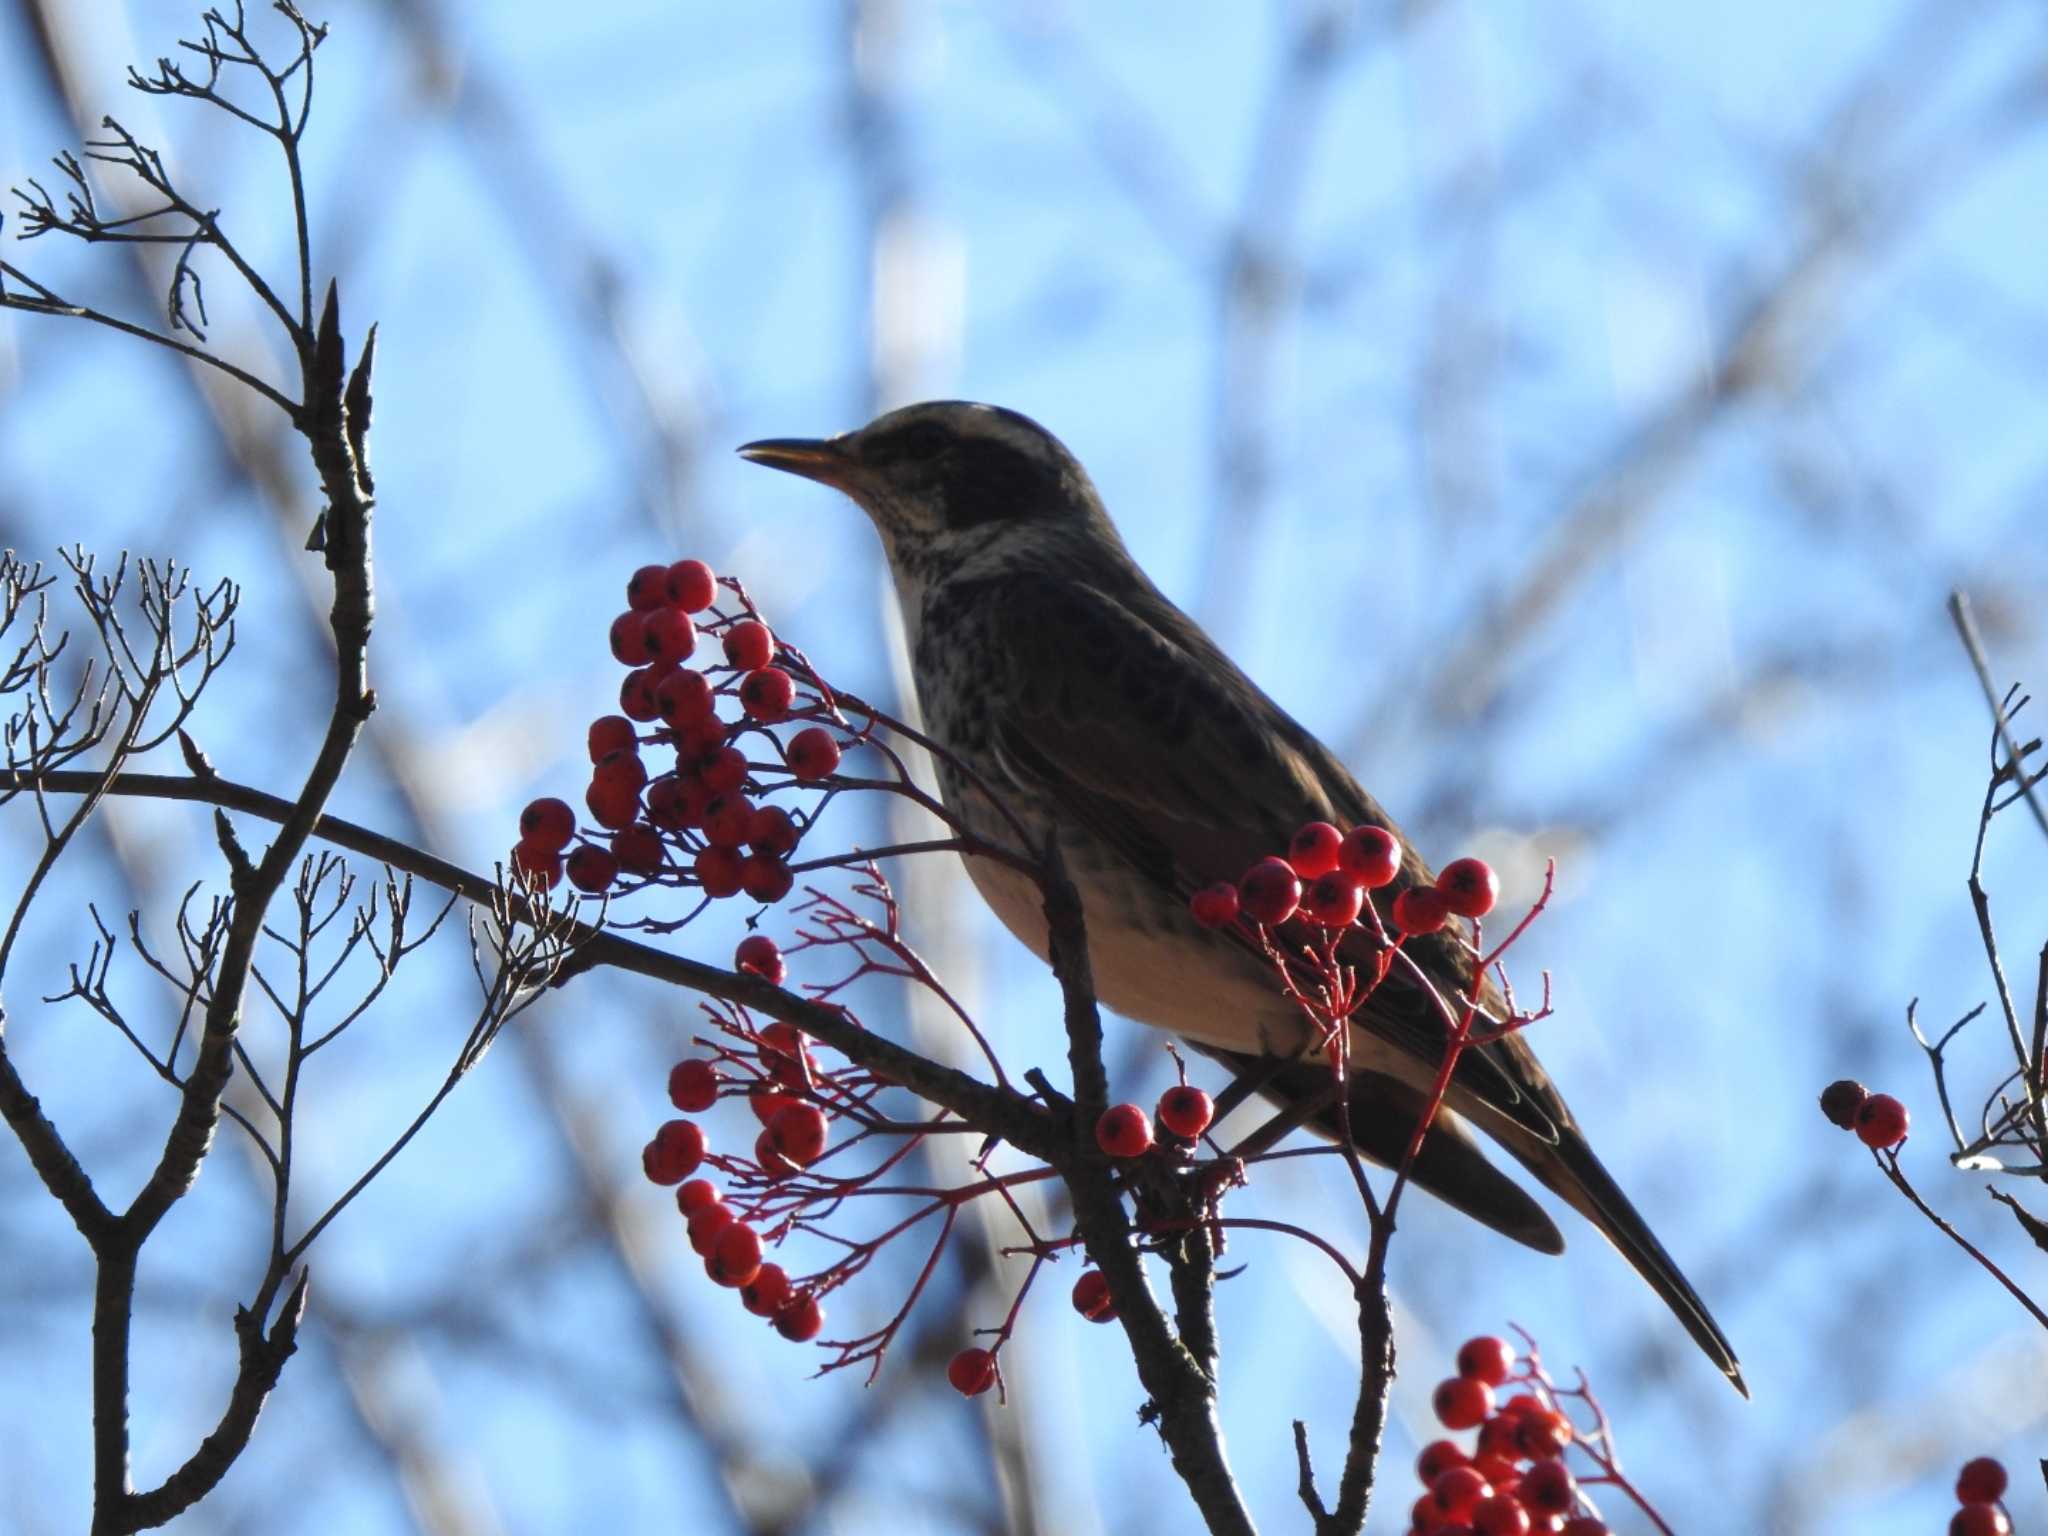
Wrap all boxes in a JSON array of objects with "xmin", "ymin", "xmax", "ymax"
[
  {"xmin": 643, "ymin": 608, "xmax": 698, "ymax": 667},
  {"xmin": 1854, "ymin": 1092, "xmax": 1909, "ymax": 1148},
  {"xmin": 747, "ymin": 805, "xmax": 800, "ymax": 856},
  {"xmin": 586, "ymin": 779, "xmax": 639, "ymax": 833},
  {"xmin": 672, "ymin": 722, "xmax": 723, "ymax": 766},
  {"xmin": 757, "ymin": 1029, "xmax": 815, "ymax": 1091},
  {"xmin": 1299, "ymin": 870, "xmax": 1364, "ymax": 927},
  {"xmin": 510, "ymin": 839, "xmax": 563, "ymax": 889},
  {"xmin": 1951, "ymin": 1503, "xmax": 2012, "ymax": 1536},
  {"xmin": 768, "ymin": 1053, "xmax": 814, "ymax": 1094},
  {"xmin": 708, "ymin": 1221, "xmax": 764, "ymax": 1287},
  {"xmin": 1416, "ymin": 1440, "xmax": 1468, "ymax": 1486},
  {"xmin": 675, "ymin": 1179, "xmax": 720, "ymax": 1217},
  {"xmin": 741, "ymin": 854, "xmax": 794, "ymax": 904},
  {"xmin": 1956, "ymin": 1458, "xmax": 2008, "ymax": 1504},
  {"xmin": 668, "ymin": 1058, "xmax": 720, "ymax": 1113},
  {"xmin": 1472, "ymin": 1452, "xmax": 1520, "ymax": 1490},
  {"xmin": 1393, "ymin": 885, "xmax": 1451, "ymax": 936},
  {"xmin": 769, "ymin": 1101, "xmax": 829, "ymax": 1166},
  {"xmin": 740, "ymin": 666, "xmax": 795, "ymax": 722},
  {"xmin": 1432, "ymin": 1375, "xmax": 1493, "ymax": 1430},
  {"xmin": 1411, "ymin": 1492, "xmax": 1450, "ymax": 1533},
  {"xmin": 1456, "ymin": 1335, "xmax": 1515, "ymax": 1386},
  {"xmin": 667, "ymin": 558, "xmax": 718, "ymax": 613},
  {"xmin": 641, "ymin": 1119, "xmax": 705, "ymax": 1184},
  {"xmin": 1288, "ymin": 821, "xmax": 1344, "ymax": 877},
  {"xmin": 1188, "ymin": 882, "xmax": 1240, "ymax": 928},
  {"xmin": 773, "ymin": 1293, "xmax": 824, "ymax": 1341},
  {"xmin": 609, "ymin": 610, "xmax": 653, "ymax": 665},
  {"xmin": 611, "ymin": 822, "xmax": 665, "ymax": 875},
  {"xmin": 1472, "ymin": 1495, "xmax": 1532, "ymax": 1536},
  {"xmin": 1500, "ymin": 1391, "xmax": 1544, "ymax": 1419},
  {"xmin": 704, "ymin": 793, "xmax": 756, "ymax": 848},
  {"xmin": 1238, "ymin": 856, "xmax": 1302, "ymax": 926},
  {"xmin": 1431, "ymin": 1465, "xmax": 1491, "ymax": 1519},
  {"xmin": 947, "ymin": 1346, "xmax": 997, "ymax": 1397},
  {"xmin": 645, "ymin": 776, "xmax": 691, "ymax": 831},
  {"xmin": 1560, "ymin": 1521, "xmax": 1609, "ymax": 1536},
  {"xmin": 734, "ymin": 934, "xmax": 786, "ymax": 986},
  {"xmin": 680, "ymin": 779, "xmax": 719, "ymax": 828},
  {"xmin": 1516, "ymin": 1459, "xmax": 1574, "ymax": 1515},
  {"xmin": 701, "ymin": 745, "xmax": 750, "ymax": 795},
  {"xmin": 1515, "ymin": 1408, "xmax": 1573, "ymax": 1460},
  {"xmin": 1475, "ymin": 1414, "xmax": 1523, "ymax": 1460},
  {"xmin": 741, "ymin": 1262, "xmax": 793, "ymax": 1317},
  {"xmin": 788, "ymin": 726, "xmax": 842, "ymax": 780},
  {"xmin": 1819, "ymin": 1077, "xmax": 1868, "ymax": 1129},
  {"xmin": 618, "ymin": 666, "xmax": 661, "ymax": 721},
  {"xmin": 1095, "ymin": 1103, "xmax": 1154, "ymax": 1159},
  {"xmin": 695, "ymin": 845, "xmax": 745, "ymax": 898},
  {"xmin": 1338, "ymin": 825, "xmax": 1402, "ymax": 888},
  {"xmin": 1157, "ymin": 1085, "xmax": 1214, "ymax": 1140},
  {"xmin": 723, "ymin": 619, "xmax": 775, "ymax": 671},
  {"xmin": 1071, "ymin": 1269, "xmax": 1116, "ymax": 1322},
  {"xmin": 1436, "ymin": 857, "xmax": 1500, "ymax": 919},
  {"xmin": 687, "ymin": 1202, "xmax": 737, "ymax": 1255},
  {"xmin": 519, "ymin": 797, "xmax": 576, "ymax": 851},
  {"xmin": 593, "ymin": 761, "xmax": 638, "ymax": 798},
  {"xmin": 588, "ymin": 714, "xmax": 637, "ymax": 760},
  {"xmin": 753, "ymin": 1127, "xmax": 800, "ymax": 1182},
  {"xmin": 626, "ymin": 564, "xmax": 671, "ymax": 610},
  {"xmin": 593, "ymin": 749, "xmax": 648, "ymax": 794},
  {"xmin": 566, "ymin": 844, "xmax": 620, "ymax": 893},
  {"xmin": 656, "ymin": 668, "xmax": 716, "ymax": 727}
]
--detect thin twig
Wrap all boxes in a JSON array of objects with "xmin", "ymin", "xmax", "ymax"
[{"xmin": 1949, "ymin": 590, "xmax": 2048, "ymax": 840}]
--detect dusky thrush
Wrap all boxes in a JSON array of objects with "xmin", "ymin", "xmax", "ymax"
[{"xmin": 741, "ymin": 400, "xmax": 1743, "ymax": 1393}]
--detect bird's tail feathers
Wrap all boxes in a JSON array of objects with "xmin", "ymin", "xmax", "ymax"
[{"xmin": 1493, "ymin": 1118, "xmax": 1748, "ymax": 1396}]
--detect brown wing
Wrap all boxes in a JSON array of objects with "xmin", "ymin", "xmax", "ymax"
[{"xmin": 965, "ymin": 572, "xmax": 1563, "ymax": 1146}]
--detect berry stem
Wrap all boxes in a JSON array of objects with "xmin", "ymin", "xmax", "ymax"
[{"xmin": 1875, "ymin": 1147, "xmax": 2048, "ymax": 1331}]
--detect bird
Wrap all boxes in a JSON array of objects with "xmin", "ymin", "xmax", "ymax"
[{"xmin": 739, "ymin": 400, "xmax": 1744, "ymax": 1394}]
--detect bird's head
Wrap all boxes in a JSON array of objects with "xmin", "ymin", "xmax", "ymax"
[{"xmin": 738, "ymin": 401, "xmax": 1119, "ymax": 584}]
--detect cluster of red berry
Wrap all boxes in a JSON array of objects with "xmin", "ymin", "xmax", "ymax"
[
  {"xmin": 1817, "ymin": 1078, "xmax": 1910, "ymax": 1149},
  {"xmin": 1187, "ymin": 820, "xmax": 1499, "ymax": 937},
  {"xmin": 641, "ymin": 933, "xmax": 835, "ymax": 1345},
  {"xmin": 508, "ymin": 559, "xmax": 844, "ymax": 900},
  {"xmin": 1948, "ymin": 1458, "xmax": 2012, "ymax": 1535},
  {"xmin": 1409, "ymin": 1336, "xmax": 1614, "ymax": 1535}
]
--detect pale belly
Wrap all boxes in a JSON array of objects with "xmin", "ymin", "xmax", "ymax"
[{"xmin": 957, "ymin": 848, "xmax": 1429, "ymax": 1091}]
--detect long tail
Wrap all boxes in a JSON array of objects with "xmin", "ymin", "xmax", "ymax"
[
  {"xmin": 1199, "ymin": 1041, "xmax": 1746, "ymax": 1394},
  {"xmin": 1492, "ymin": 1117, "xmax": 1748, "ymax": 1396}
]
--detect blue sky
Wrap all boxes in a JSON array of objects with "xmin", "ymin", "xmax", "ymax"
[{"xmin": 4, "ymin": 2, "xmax": 2048, "ymax": 1532}]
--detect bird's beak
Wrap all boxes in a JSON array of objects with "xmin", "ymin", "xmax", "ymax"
[{"xmin": 737, "ymin": 436, "xmax": 860, "ymax": 490}]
